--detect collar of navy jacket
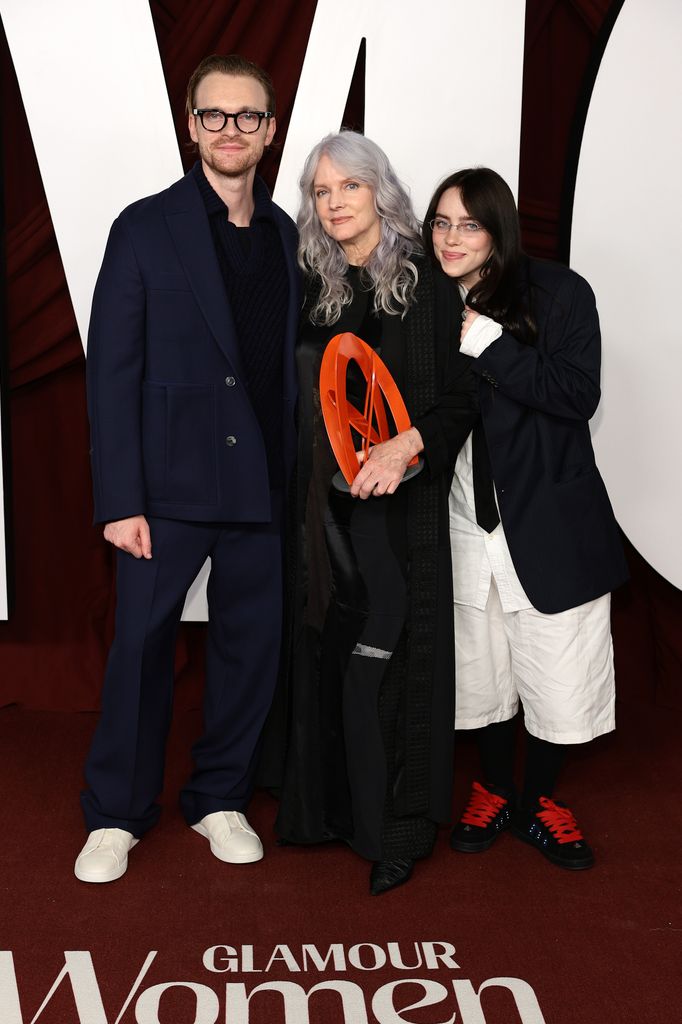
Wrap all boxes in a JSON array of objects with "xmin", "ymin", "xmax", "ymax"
[{"xmin": 162, "ymin": 166, "xmax": 300, "ymax": 405}]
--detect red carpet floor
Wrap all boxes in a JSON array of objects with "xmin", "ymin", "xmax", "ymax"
[{"xmin": 0, "ymin": 700, "xmax": 679, "ymax": 1023}]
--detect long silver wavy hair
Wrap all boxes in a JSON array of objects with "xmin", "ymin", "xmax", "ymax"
[{"xmin": 297, "ymin": 132, "xmax": 422, "ymax": 325}]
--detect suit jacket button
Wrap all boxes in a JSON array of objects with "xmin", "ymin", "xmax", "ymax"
[
  {"xmin": 225, "ymin": 435, "xmax": 237, "ymax": 447},
  {"xmin": 225, "ymin": 376, "xmax": 236, "ymax": 387}
]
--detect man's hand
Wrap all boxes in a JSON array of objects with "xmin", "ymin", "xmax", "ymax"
[
  {"xmin": 350, "ymin": 427, "xmax": 423, "ymax": 500},
  {"xmin": 103, "ymin": 515, "xmax": 152, "ymax": 559}
]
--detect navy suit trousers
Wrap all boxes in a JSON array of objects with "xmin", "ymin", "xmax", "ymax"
[{"xmin": 81, "ymin": 503, "xmax": 283, "ymax": 836}]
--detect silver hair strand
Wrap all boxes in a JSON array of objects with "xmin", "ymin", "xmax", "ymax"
[{"xmin": 297, "ymin": 131, "xmax": 422, "ymax": 324}]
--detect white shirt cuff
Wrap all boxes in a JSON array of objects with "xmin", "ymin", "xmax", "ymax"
[{"xmin": 460, "ymin": 315, "xmax": 503, "ymax": 357}]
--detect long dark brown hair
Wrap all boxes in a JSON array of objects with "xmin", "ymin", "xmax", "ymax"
[{"xmin": 423, "ymin": 167, "xmax": 536, "ymax": 343}]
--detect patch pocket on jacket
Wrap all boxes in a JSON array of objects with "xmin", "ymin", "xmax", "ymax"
[{"xmin": 165, "ymin": 383, "xmax": 217, "ymax": 505}]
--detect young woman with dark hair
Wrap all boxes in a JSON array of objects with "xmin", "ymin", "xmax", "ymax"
[{"xmin": 423, "ymin": 167, "xmax": 628, "ymax": 869}]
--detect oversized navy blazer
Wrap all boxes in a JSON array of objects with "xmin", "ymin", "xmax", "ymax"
[
  {"xmin": 87, "ymin": 168, "xmax": 301, "ymax": 525},
  {"xmin": 472, "ymin": 257, "xmax": 629, "ymax": 614}
]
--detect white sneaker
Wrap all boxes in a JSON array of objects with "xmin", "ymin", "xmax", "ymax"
[
  {"xmin": 191, "ymin": 811, "xmax": 263, "ymax": 864},
  {"xmin": 74, "ymin": 828, "xmax": 139, "ymax": 883}
]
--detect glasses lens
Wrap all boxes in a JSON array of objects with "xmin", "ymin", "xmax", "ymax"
[
  {"xmin": 235, "ymin": 111, "xmax": 262, "ymax": 133},
  {"xmin": 200, "ymin": 110, "xmax": 225, "ymax": 132}
]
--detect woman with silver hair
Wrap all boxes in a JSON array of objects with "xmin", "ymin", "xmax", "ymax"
[{"xmin": 275, "ymin": 132, "xmax": 476, "ymax": 893}]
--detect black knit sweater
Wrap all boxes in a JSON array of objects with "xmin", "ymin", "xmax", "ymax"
[{"xmin": 193, "ymin": 162, "xmax": 288, "ymax": 488}]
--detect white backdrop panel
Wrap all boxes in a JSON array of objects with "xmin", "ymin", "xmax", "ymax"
[
  {"xmin": 571, "ymin": 0, "xmax": 682, "ymax": 589},
  {"xmin": 0, "ymin": 0, "xmax": 183, "ymax": 345},
  {"xmin": 274, "ymin": 0, "xmax": 526, "ymax": 217}
]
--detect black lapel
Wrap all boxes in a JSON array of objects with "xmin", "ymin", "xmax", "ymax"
[
  {"xmin": 405, "ymin": 257, "xmax": 436, "ymax": 418},
  {"xmin": 163, "ymin": 171, "xmax": 246, "ymax": 378},
  {"xmin": 272, "ymin": 208, "xmax": 302, "ymax": 405}
]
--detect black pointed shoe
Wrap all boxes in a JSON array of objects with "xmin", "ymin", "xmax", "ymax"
[
  {"xmin": 369, "ymin": 858, "xmax": 414, "ymax": 895},
  {"xmin": 512, "ymin": 796, "xmax": 595, "ymax": 870},
  {"xmin": 450, "ymin": 781, "xmax": 514, "ymax": 852}
]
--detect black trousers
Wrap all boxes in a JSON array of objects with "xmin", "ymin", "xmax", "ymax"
[
  {"xmin": 81, "ymin": 506, "xmax": 283, "ymax": 836},
  {"xmin": 323, "ymin": 493, "xmax": 436, "ymax": 861}
]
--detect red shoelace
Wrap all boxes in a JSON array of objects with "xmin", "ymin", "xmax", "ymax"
[
  {"xmin": 536, "ymin": 796, "xmax": 584, "ymax": 844},
  {"xmin": 460, "ymin": 781, "xmax": 508, "ymax": 828}
]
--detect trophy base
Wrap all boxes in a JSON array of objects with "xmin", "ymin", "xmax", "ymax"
[{"xmin": 332, "ymin": 457, "xmax": 424, "ymax": 494}]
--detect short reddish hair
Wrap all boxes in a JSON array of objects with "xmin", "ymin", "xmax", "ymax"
[{"xmin": 185, "ymin": 54, "xmax": 276, "ymax": 116}]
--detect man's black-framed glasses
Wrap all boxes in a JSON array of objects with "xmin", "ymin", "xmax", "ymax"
[{"xmin": 192, "ymin": 108, "xmax": 272, "ymax": 133}]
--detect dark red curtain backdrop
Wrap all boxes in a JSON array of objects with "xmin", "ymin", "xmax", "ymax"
[{"xmin": 0, "ymin": 0, "xmax": 679, "ymax": 711}]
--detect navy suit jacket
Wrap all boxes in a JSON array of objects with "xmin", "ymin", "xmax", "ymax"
[
  {"xmin": 473, "ymin": 258, "xmax": 628, "ymax": 613},
  {"xmin": 86, "ymin": 168, "xmax": 301, "ymax": 525}
]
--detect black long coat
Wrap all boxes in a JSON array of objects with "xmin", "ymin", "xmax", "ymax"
[
  {"xmin": 275, "ymin": 259, "xmax": 477, "ymax": 854},
  {"xmin": 473, "ymin": 257, "xmax": 628, "ymax": 613}
]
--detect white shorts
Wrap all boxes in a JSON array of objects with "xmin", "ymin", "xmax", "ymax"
[{"xmin": 454, "ymin": 580, "xmax": 616, "ymax": 743}]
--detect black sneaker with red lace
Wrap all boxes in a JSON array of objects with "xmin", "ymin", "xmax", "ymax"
[
  {"xmin": 512, "ymin": 796, "xmax": 595, "ymax": 870},
  {"xmin": 450, "ymin": 781, "xmax": 514, "ymax": 853}
]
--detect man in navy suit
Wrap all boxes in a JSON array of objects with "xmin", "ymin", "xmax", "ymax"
[{"xmin": 75, "ymin": 55, "xmax": 300, "ymax": 882}]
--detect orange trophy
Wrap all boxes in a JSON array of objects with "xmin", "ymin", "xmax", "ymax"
[{"xmin": 319, "ymin": 332, "xmax": 423, "ymax": 491}]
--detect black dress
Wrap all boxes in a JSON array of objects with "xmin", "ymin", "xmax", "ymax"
[{"xmin": 276, "ymin": 259, "xmax": 477, "ymax": 861}]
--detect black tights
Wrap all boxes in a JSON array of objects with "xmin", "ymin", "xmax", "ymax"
[{"xmin": 477, "ymin": 715, "xmax": 566, "ymax": 808}]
